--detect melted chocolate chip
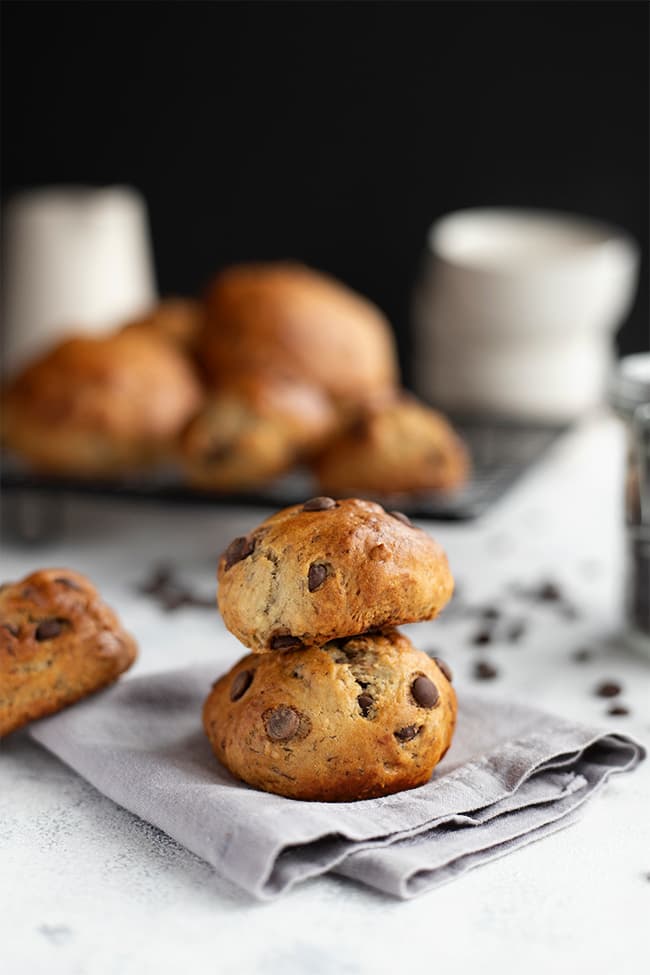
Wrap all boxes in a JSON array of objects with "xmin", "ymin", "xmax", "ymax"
[
  {"xmin": 595, "ymin": 680, "xmax": 622, "ymax": 698},
  {"xmin": 35, "ymin": 618, "xmax": 65, "ymax": 641},
  {"xmin": 389, "ymin": 510, "xmax": 412, "ymax": 527},
  {"xmin": 308, "ymin": 563, "xmax": 328, "ymax": 592},
  {"xmin": 473, "ymin": 660, "xmax": 498, "ymax": 680},
  {"xmin": 230, "ymin": 669, "xmax": 254, "ymax": 701},
  {"xmin": 223, "ymin": 535, "xmax": 255, "ymax": 570},
  {"xmin": 394, "ymin": 725, "xmax": 420, "ymax": 742},
  {"xmin": 608, "ymin": 704, "xmax": 630, "ymax": 716},
  {"xmin": 264, "ymin": 706, "xmax": 300, "ymax": 741},
  {"xmin": 411, "ymin": 675, "xmax": 439, "ymax": 708},
  {"xmin": 270, "ymin": 634, "xmax": 303, "ymax": 651},
  {"xmin": 357, "ymin": 693, "xmax": 373, "ymax": 717},
  {"xmin": 54, "ymin": 577, "xmax": 83, "ymax": 591},
  {"xmin": 2, "ymin": 622, "xmax": 19, "ymax": 637},
  {"xmin": 434, "ymin": 657, "xmax": 453, "ymax": 682},
  {"xmin": 302, "ymin": 497, "xmax": 337, "ymax": 511}
]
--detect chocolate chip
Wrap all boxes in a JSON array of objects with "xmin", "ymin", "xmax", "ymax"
[
  {"xmin": 394, "ymin": 725, "xmax": 420, "ymax": 742},
  {"xmin": 389, "ymin": 510, "xmax": 412, "ymax": 527},
  {"xmin": 573, "ymin": 647, "xmax": 593, "ymax": 663},
  {"xmin": 223, "ymin": 535, "xmax": 255, "ymax": 570},
  {"xmin": 138, "ymin": 565, "xmax": 173, "ymax": 595},
  {"xmin": 2, "ymin": 622, "xmax": 19, "ymax": 637},
  {"xmin": 230, "ymin": 669, "xmax": 253, "ymax": 701},
  {"xmin": 302, "ymin": 497, "xmax": 337, "ymax": 511},
  {"xmin": 538, "ymin": 582, "xmax": 562, "ymax": 602},
  {"xmin": 473, "ymin": 660, "xmax": 498, "ymax": 680},
  {"xmin": 54, "ymin": 577, "xmax": 82, "ymax": 591},
  {"xmin": 205, "ymin": 443, "xmax": 234, "ymax": 463},
  {"xmin": 357, "ymin": 693, "xmax": 373, "ymax": 716},
  {"xmin": 270, "ymin": 634, "xmax": 303, "ymax": 651},
  {"xmin": 595, "ymin": 680, "xmax": 622, "ymax": 698},
  {"xmin": 308, "ymin": 563, "xmax": 328, "ymax": 592},
  {"xmin": 35, "ymin": 618, "xmax": 65, "ymax": 641},
  {"xmin": 608, "ymin": 704, "xmax": 630, "ymax": 716},
  {"xmin": 264, "ymin": 706, "xmax": 300, "ymax": 741},
  {"xmin": 472, "ymin": 629, "xmax": 492, "ymax": 646},
  {"xmin": 434, "ymin": 657, "xmax": 453, "ymax": 682},
  {"xmin": 507, "ymin": 620, "xmax": 526, "ymax": 643},
  {"xmin": 411, "ymin": 675, "xmax": 439, "ymax": 708}
]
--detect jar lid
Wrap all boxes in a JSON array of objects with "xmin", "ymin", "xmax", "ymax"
[{"xmin": 609, "ymin": 354, "xmax": 650, "ymax": 417}]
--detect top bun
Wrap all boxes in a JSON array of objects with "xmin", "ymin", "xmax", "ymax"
[
  {"xmin": 217, "ymin": 497, "xmax": 454, "ymax": 652},
  {"xmin": 200, "ymin": 262, "xmax": 399, "ymax": 407}
]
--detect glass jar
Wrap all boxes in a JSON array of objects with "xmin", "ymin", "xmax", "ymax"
[{"xmin": 609, "ymin": 354, "xmax": 650, "ymax": 657}]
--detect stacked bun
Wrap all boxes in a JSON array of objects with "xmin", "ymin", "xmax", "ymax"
[{"xmin": 204, "ymin": 497, "xmax": 457, "ymax": 801}]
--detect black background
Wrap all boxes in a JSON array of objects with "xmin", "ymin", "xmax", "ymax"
[{"xmin": 2, "ymin": 0, "xmax": 648, "ymax": 381}]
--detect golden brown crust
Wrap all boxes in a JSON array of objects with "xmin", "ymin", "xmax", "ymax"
[
  {"xmin": 1, "ymin": 330, "xmax": 202, "ymax": 475},
  {"xmin": 199, "ymin": 262, "xmax": 399, "ymax": 406},
  {"xmin": 217, "ymin": 498, "xmax": 454, "ymax": 652},
  {"xmin": 203, "ymin": 629, "xmax": 457, "ymax": 801},
  {"xmin": 121, "ymin": 298, "xmax": 205, "ymax": 354},
  {"xmin": 0, "ymin": 568, "xmax": 137, "ymax": 737},
  {"xmin": 313, "ymin": 393, "xmax": 470, "ymax": 495},
  {"xmin": 181, "ymin": 372, "xmax": 338, "ymax": 491}
]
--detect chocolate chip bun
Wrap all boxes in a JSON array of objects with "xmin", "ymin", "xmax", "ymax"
[
  {"xmin": 0, "ymin": 569, "xmax": 137, "ymax": 737},
  {"xmin": 217, "ymin": 498, "xmax": 454, "ymax": 652},
  {"xmin": 203, "ymin": 628, "xmax": 456, "ymax": 801},
  {"xmin": 121, "ymin": 298, "xmax": 204, "ymax": 354},
  {"xmin": 200, "ymin": 262, "xmax": 399, "ymax": 408},
  {"xmin": 1, "ymin": 330, "xmax": 202, "ymax": 476},
  {"xmin": 313, "ymin": 392, "xmax": 469, "ymax": 495},
  {"xmin": 181, "ymin": 372, "xmax": 338, "ymax": 491}
]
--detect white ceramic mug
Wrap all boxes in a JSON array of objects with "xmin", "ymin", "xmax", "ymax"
[
  {"xmin": 413, "ymin": 208, "xmax": 640, "ymax": 421},
  {"xmin": 1, "ymin": 185, "xmax": 157, "ymax": 377}
]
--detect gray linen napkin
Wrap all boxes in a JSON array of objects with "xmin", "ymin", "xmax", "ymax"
[{"xmin": 28, "ymin": 664, "xmax": 644, "ymax": 900}]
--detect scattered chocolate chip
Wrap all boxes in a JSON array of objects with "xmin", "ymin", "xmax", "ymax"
[
  {"xmin": 223, "ymin": 535, "xmax": 255, "ymax": 570},
  {"xmin": 389, "ymin": 510, "xmax": 412, "ymax": 527},
  {"xmin": 434, "ymin": 657, "xmax": 453, "ymax": 682},
  {"xmin": 264, "ymin": 706, "xmax": 300, "ymax": 741},
  {"xmin": 394, "ymin": 725, "xmax": 420, "ymax": 742},
  {"xmin": 270, "ymin": 634, "xmax": 303, "ymax": 651},
  {"xmin": 308, "ymin": 563, "xmax": 328, "ymax": 592},
  {"xmin": 411, "ymin": 675, "xmax": 439, "ymax": 708},
  {"xmin": 482, "ymin": 607, "xmax": 500, "ymax": 620},
  {"xmin": 357, "ymin": 693, "xmax": 373, "ymax": 716},
  {"xmin": 538, "ymin": 582, "xmax": 562, "ymax": 602},
  {"xmin": 54, "ymin": 577, "xmax": 82, "ymax": 591},
  {"xmin": 507, "ymin": 620, "xmax": 527, "ymax": 643},
  {"xmin": 608, "ymin": 704, "xmax": 630, "ymax": 716},
  {"xmin": 230, "ymin": 669, "xmax": 254, "ymax": 701},
  {"xmin": 473, "ymin": 660, "xmax": 498, "ymax": 680},
  {"xmin": 35, "ymin": 618, "xmax": 65, "ymax": 641},
  {"xmin": 572, "ymin": 647, "xmax": 593, "ymax": 663},
  {"xmin": 1, "ymin": 622, "xmax": 19, "ymax": 637},
  {"xmin": 472, "ymin": 629, "xmax": 493, "ymax": 646},
  {"xmin": 138, "ymin": 565, "xmax": 173, "ymax": 595},
  {"xmin": 302, "ymin": 497, "xmax": 337, "ymax": 511},
  {"xmin": 160, "ymin": 586, "xmax": 190, "ymax": 612},
  {"xmin": 596, "ymin": 681, "xmax": 622, "ymax": 699}
]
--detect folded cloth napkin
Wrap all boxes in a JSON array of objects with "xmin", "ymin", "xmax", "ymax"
[{"xmin": 29, "ymin": 664, "xmax": 644, "ymax": 900}]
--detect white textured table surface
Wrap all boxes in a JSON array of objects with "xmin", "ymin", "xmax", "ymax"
[{"xmin": 1, "ymin": 415, "xmax": 649, "ymax": 975}]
